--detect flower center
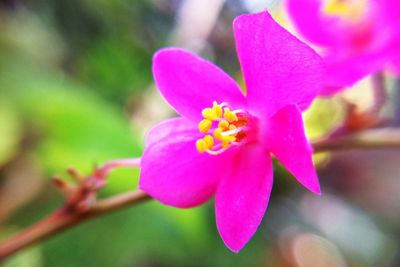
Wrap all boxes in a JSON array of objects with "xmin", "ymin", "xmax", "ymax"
[
  {"xmin": 195, "ymin": 101, "xmax": 249, "ymax": 155},
  {"xmin": 323, "ymin": 0, "xmax": 367, "ymax": 21}
]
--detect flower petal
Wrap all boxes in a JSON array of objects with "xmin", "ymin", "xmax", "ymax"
[
  {"xmin": 378, "ymin": 0, "xmax": 400, "ymax": 24},
  {"xmin": 233, "ymin": 11, "xmax": 324, "ymax": 117},
  {"xmin": 139, "ymin": 118, "xmax": 231, "ymax": 208},
  {"xmin": 320, "ymin": 52, "xmax": 388, "ymax": 95},
  {"xmin": 285, "ymin": 0, "xmax": 347, "ymax": 46},
  {"xmin": 216, "ymin": 145, "xmax": 273, "ymax": 252},
  {"xmin": 320, "ymin": 36, "xmax": 399, "ymax": 95},
  {"xmin": 153, "ymin": 48, "xmax": 246, "ymax": 121},
  {"xmin": 264, "ymin": 104, "xmax": 321, "ymax": 195},
  {"xmin": 145, "ymin": 117, "xmax": 196, "ymax": 147}
]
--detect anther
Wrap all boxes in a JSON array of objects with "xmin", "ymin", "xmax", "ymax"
[
  {"xmin": 218, "ymin": 120, "xmax": 229, "ymax": 130},
  {"xmin": 202, "ymin": 108, "xmax": 218, "ymax": 121},
  {"xmin": 213, "ymin": 128, "xmax": 223, "ymax": 140},
  {"xmin": 212, "ymin": 101, "xmax": 223, "ymax": 118},
  {"xmin": 197, "ymin": 101, "xmax": 250, "ymax": 155},
  {"xmin": 203, "ymin": 135, "xmax": 214, "ymax": 149},
  {"xmin": 196, "ymin": 139, "xmax": 208, "ymax": 153},
  {"xmin": 198, "ymin": 119, "xmax": 212, "ymax": 133},
  {"xmin": 221, "ymin": 135, "xmax": 236, "ymax": 148},
  {"xmin": 223, "ymin": 108, "xmax": 238, "ymax": 122}
]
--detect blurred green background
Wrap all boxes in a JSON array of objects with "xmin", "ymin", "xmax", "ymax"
[{"xmin": 1, "ymin": 0, "xmax": 400, "ymax": 266}]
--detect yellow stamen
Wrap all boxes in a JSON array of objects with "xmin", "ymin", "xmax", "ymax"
[
  {"xmin": 227, "ymin": 124, "xmax": 238, "ymax": 136},
  {"xmin": 213, "ymin": 128, "xmax": 223, "ymax": 140},
  {"xmin": 202, "ymin": 108, "xmax": 218, "ymax": 121},
  {"xmin": 324, "ymin": 0, "xmax": 348, "ymax": 14},
  {"xmin": 324, "ymin": 0, "xmax": 366, "ymax": 20},
  {"xmin": 228, "ymin": 124, "xmax": 237, "ymax": 131},
  {"xmin": 196, "ymin": 101, "xmax": 249, "ymax": 154},
  {"xmin": 203, "ymin": 135, "xmax": 214, "ymax": 149},
  {"xmin": 223, "ymin": 108, "xmax": 238, "ymax": 122},
  {"xmin": 196, "ymin": 139, "xmax": 208, "ymax": 153},
  {"xmin": 198, "ymin": 119, "xmax": 212, "ymax": 133},
  {"xmin": 221, "ymin": 135, "xmax": 236, "ymax": 148},
  {"xmin": 218, "ymin": 120, "xmax": 229, "ymax": 130},
  {"xmin": 212, "ymin": 101, "xmax": 223, "ymax": 118}
]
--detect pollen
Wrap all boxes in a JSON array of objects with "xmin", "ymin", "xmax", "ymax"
[
  {"xmin": 221, "ymin": 135, "xmax": 236, "ymax": 148},
  {"xmin": 196, "ymin": 101, "xmax": 249, "ymax": 155},
  {"xmin": 198, "ymin": 119, "xmax": 212, "ymax": 133},
  {"xmin": 218, "ymin": 120, "xmax": 229, "ymax": 130},
  {"xmin": 223, "ymin": 108, "xmax": 238, "ymax": 122},
  {"xmin": 212, "ymin": 101, "xmax": 223, "ymax": 117},
  {"xmin": 196, "ymin": 139, "xmax": 208, "ymax": 153},
  {"xmin": 323, "ymin": 0, "xmax": 366, "ymax": 20},
  {"xmin": 196, "ymin": 135, "xmax": 215, "ymax": 153},
  {"xmin": 213, "ymin": 128, "xmax": 223, "ymax": 140},
  {"xmin": 203, "ymin": 135, "xmax": 214, "ymax": 148},
  {"xmin": 202, "ymin": 108, "xmax": 219, "ymax": 121}
]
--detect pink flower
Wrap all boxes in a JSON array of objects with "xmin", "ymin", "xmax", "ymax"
[
  {"xmin": 286, "ymin": 0, "xmax": 400, "ymax": 95},
  {"xmin": 139, "ymin": 11, "xmax": 323, "ymax": 252}
]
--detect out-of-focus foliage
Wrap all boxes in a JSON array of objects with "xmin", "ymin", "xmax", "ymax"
[
  {"xmin": 0, "ymin": 101, "xmax": 21, "ymax": 166},
  {"xmin": 304, "ymin": 98, "xmax": 344, "ymax": 140},
  {"xmin": 1, "ymin": 1, "xmax": 400, "ymax": 267}
]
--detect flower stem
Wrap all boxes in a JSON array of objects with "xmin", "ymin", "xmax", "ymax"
[{"xmin": 96, "ymin": 158, "xmax": 141, "ymax": 177}]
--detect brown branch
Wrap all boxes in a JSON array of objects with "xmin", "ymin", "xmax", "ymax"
[
  {"xmin": 2, "ymin": 129, "xmax": 400, "ymax": 262},
  {"xmin": 0, "ymin": 158, "xmax": 146, "ymax": 262},
  {"xmin": 91, "ymin": 190, "xmax": 150, "ymax": 214},
  {"xmin": 0, "ymin": 190, "xmax": 150, "ymax": 261},
  {"xmin": 313, "ymin": 128, "xmax": 400, "ymax": 153}
]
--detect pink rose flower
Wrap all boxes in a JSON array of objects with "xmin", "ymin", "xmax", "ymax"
[
  {"xmin": 286, "ymin": 0, "xmax": 400, "ymax": 95},
  {"xmin": 139, "ymin": 11, "xmax": 324, "ymax": 252}
]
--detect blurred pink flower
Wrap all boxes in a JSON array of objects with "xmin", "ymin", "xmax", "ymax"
[
  {"xmin": 139, "ymin": 11, "xmax": 323, "ymax": 252},
  {"xmin": 286, "ymin": 0, "xmax": 400, "ymax": 95}
]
